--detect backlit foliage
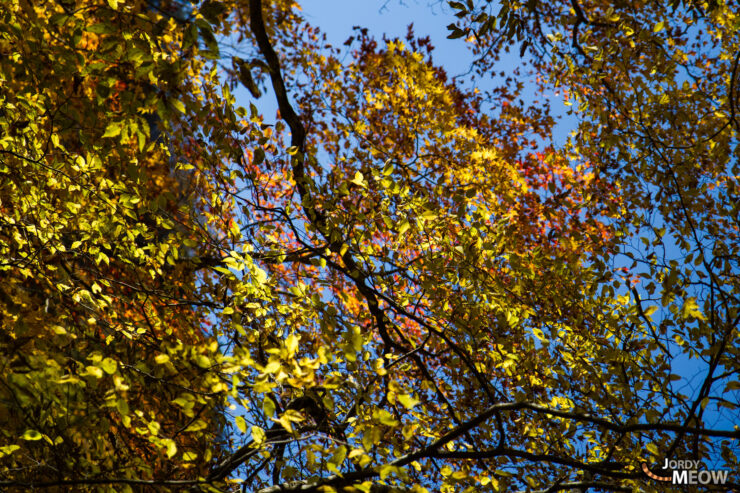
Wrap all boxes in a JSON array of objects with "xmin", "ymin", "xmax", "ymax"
[{"xmin": 0, "ymin": 0, "xmax": 737, "ymax": 492}]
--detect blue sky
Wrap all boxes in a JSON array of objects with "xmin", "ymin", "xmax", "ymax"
[
  {"xmin": 240, "ymin": 0, "xmax": 484, "ymax": 129},
  {"xmin": 296, "ymin": 0, "xmax": 577, "ymax": 145},
  {"xmin": 294, "ymin": 0, "xmax": 738, "ymax": 456},
  {"xmin": 226, "ymin": 0, "xmax": 738, "ymax": 477},
  {"xmin": 299, "ymin": 0, "xmax": 475, "ymax": 76}
]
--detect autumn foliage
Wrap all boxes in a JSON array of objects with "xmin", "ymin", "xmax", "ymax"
[{"xmin": 0, "ymin": 0, "xmax": 738, "ymax": 492}]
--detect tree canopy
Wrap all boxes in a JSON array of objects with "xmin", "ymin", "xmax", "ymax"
[{"xmin": 0, "ymin": 0, "xmax": 738, "ymax": 492}]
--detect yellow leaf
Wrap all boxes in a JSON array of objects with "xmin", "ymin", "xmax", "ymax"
[
  {"xmin": 148, "ymin": 421, "xmax": 161, "ymax": 436},
  {"xmin": 351, "ymin": 171, "xmax": 367, "ymax": 188},
  {"xmin": 100, "ymin": 357, "xmax": 117, "ymax": 374},
  {"xmin": 51, "ymin": 325, "xmax": 67, "ymax": 335},
  {"xmin": 263, "ymin": 360, "xmax": 281, "ymax": 374},
  {"xmin": 348, "ymin": 448, "xmax": 365, "ymax": 459},
  {"xmin": 194, "ymin": 354, "xmax": 211, "ymax": 368},
  {"xmin": 86, "ymin": 365, "xmax": 104, "ymax": 379},
  {"xmin": 0, "ymin": 445, "xmax": 20, "ymax": 458},
  {"xmin": 171, "ymin": 99, "xmax": 186, "ymax": 113},
  {"xmin": 184, "ymin": 420, "xmax": 208, "ymax": 432},
  {"xmin": 162, "ymin": 438, "xmax": 177, "ymax": 458},
  {"xmin": 251, "ymin": 426, "xmax": 266, "ymax": 444},
  {"xmin": 263, "ymin": 397, "xmax": 276, "ymax": 417},
  {"xmin": 21, "ymin": 430, "xmax": 43, "ymax": 441},
  {"xmin": 397, "ymin": 393, "xmax": 419, "ymax": 409},
  {"xmin": 646, "ymin": 443, "xmax": 659, "ymax": 456},
  {"xmin": 102, "ymin": 122, "xmax": 122, "ymax": 138},
  {"xmin": 278, "ymin": 414, "xmax": 293, "ymax": 433},
  {"xmin": 643, "ymin": 305, "xmax": 658, "ymax": 317},
  {"xmin": 155, "ymin": 354, "xmax": 170, "ymax": 364},
  {"xmin": 681, "ymin": 297, "xmax": 706, "ymax": 320},
  {"xmin": 374, "ymin": 409, "xmax": 399, "ymax": 427},
  {"xmin": 285, "ymin": 333, "xmax": 300, "ymax": 356}
]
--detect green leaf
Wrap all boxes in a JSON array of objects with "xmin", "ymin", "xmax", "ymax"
[
  {"xmin": 327, "ymin": 445, "xmax": 347, "ymax": 473},
  {"xmin": 87, "ymin": 23, "xmax": 114, "ymax": 34},
  {"xmin": 200, "ymin": 0, "xmax": 226, "ymax": 24}
]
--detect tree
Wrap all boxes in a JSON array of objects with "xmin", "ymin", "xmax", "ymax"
[
  {"xmin": 444, "ymin": 0, "xmax": 740, "ymax": 489},
  {"xmin": 0, "ymin": 0, "xmax": 234, "ymax": 489},
  {"xmin": 0, "ymin": 1, "xmax": 737, "ymax": 493}
]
